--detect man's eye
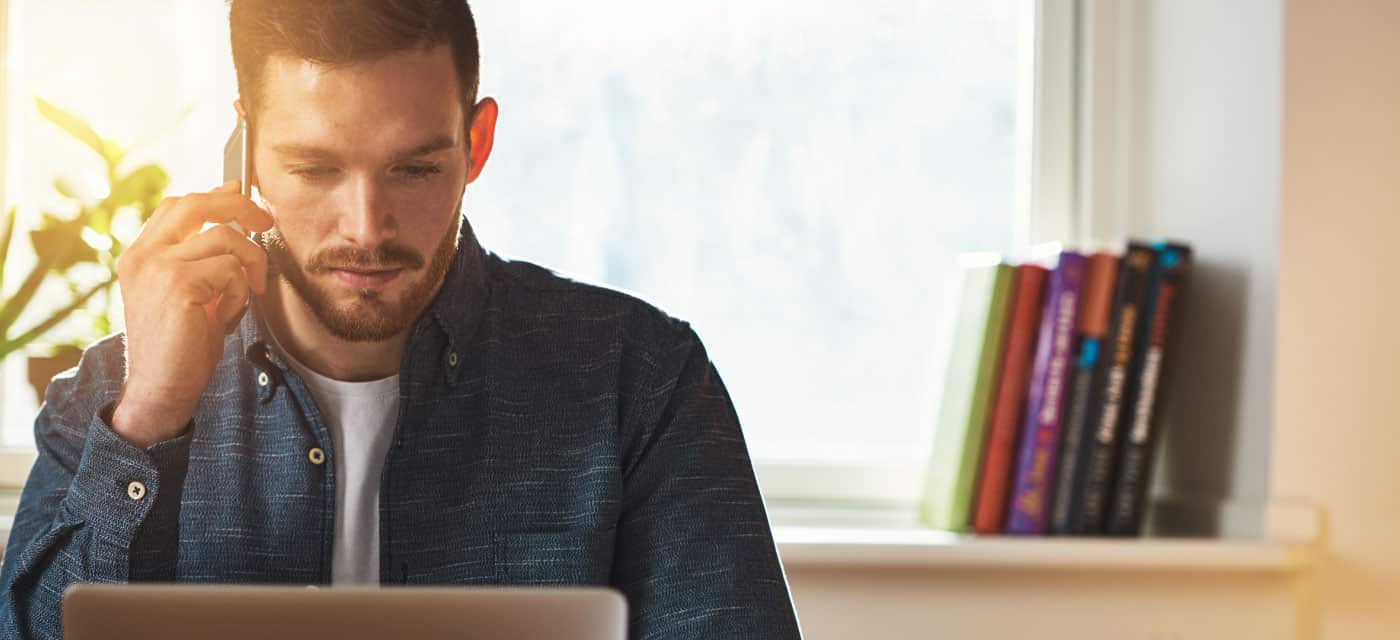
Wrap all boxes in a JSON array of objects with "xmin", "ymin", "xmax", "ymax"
[
  {"xmin": 290, "ymin": 166, "xmax": 337, "ymax": 179},
  {"xmin": 397, "ymin": 164, "xmax": 442, "ymax": 179}
]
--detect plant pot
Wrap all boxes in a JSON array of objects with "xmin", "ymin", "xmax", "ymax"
[{"xmin": 27, "ymin": 346, "xmax": 84, "ymax": 404}]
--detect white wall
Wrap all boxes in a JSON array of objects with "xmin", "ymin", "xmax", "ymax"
[
  {"xmin": 1098, "ymin": 0, "xmax": 1282, "ymax": 516},
  {"xmin": 1275, "ymin": 0, "xmax": 1400, "ymax": 637},
  {"xmin": 788, "ymin": 564, "xmax": 1300, "ymax": 640}
]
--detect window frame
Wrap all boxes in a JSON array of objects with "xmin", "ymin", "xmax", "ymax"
[
  {"xmin": 0, "ymin": 0, "xmax": 1085, "ymax": 508},
  {"xmin": 754, "ymin": 0, "xmax": 1081, "ymax": 511},
  {"xmin": 0, "ymin": 0, "xmax": 29, "ymax": 492}
]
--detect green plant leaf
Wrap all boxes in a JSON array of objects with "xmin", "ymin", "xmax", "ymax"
[
  {"xmin": 0, "ymin": 275, "xmax": 114, "ymax": 360},
  {"xmin": 29, "ymin": 213, "xmax": 98, "ymax": 272},
  {"xmin": 0, "ymin": 206, "xmax": 15, "ymax": 291},
  {"xmin": 140, "ymin": 192, "xmax": 163, "ymax": 221},
  {"xmin": 106, "ymin": 163, "xmax": 168, "ymax": 212},
  {"xmin": 53, "ymin": 177, "xmax": 80, "ymax": 201},
  {"xmin": 92, "ymin": 307, "xmax": 111, "ymax": 337},
  {"xmin": 34, "ymin": 96, "xmax": 126, "ymax": 167},
  {"xmin": 87, "ymin": 204, "xmax": 113, "ymax": 236},
  {"xmin": 0, "ymin": 239, "xmax": 63, "ymax": 336}
]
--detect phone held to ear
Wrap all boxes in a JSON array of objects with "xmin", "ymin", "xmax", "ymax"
[
  {"xmin": 221, "ymin": 118, "xmax": 255, "ymax": 332},
  {"xmin": 223, "ymin": 117, "xmax": 253, "ymax": 236}
]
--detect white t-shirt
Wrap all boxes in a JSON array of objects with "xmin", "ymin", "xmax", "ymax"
[{"xmin": 276, "ymin": 344, "xmax": 400, "ymax": 585}]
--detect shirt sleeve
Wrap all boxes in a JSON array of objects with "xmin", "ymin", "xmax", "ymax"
[
  {"xmin": 612, "ymin": 322, "xmax": 803, "ymax": 639},
  {"xmin": 0, "ymin": 347, "xmax": 192, "ymax": 640}
]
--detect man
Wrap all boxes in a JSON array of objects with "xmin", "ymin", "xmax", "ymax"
[{"xmin": 0, "ymin": 2, "xmax": 802, "ymax": 638}]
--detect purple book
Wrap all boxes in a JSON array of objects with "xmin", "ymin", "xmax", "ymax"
[{"xmin": 1006, "ymin": 252, "xmax": 1087, "ymax": 534}]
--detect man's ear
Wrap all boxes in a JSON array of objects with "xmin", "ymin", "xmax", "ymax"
[{"xmin": 466, "ymin": 97, "xmax": 499, "ymax": 185}]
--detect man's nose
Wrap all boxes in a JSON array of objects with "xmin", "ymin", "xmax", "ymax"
[{"xmin": 337, "ymin": 174, "xmax": 397, "ymax": 248}]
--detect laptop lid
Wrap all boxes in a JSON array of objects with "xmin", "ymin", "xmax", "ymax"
[{"xmin": 62, "ymin": 584, "xmax": 627, "ymax": 640}]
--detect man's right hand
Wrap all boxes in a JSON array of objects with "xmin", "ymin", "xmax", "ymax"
[{"xmin": 110, "ymin": 180, "xmax": 274, "ymax": 448}]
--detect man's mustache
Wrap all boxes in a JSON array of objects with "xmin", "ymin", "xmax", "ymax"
[{"xmin": 306, "ymin": 244, "xmax": 425, "ymax": 272}]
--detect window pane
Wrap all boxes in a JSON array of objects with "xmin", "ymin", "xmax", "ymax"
[
  {"xmin": 468, "ymin": 1, "xmax": 1023, "ymax": 459},
  {"xmin": 2, "ymin": 1, "xmax": 1024, "ymax": 460}
]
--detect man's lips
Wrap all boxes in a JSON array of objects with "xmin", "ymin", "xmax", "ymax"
[{"xmin": 327, "ymin": 268, "xmax": 403, "ymax": 289}]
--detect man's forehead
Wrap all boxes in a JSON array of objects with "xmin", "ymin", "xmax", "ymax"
[
  {"xmin": 258, "ymin": 44, "xmax": 461, "ymax": 101},
  {"xmin": 255, "ymin": 46, "xmax": 466, "ymax": 152}
]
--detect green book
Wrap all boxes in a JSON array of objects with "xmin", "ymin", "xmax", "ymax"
[{"xmin": 919, "ymin": 260, "xmax": 1015, "ymax": 531}]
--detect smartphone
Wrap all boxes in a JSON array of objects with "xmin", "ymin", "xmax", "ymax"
[
  {"xmin": 222, "ymin": 117, "xmax": 253, "ymax": 236},
  {"xmin": 221, "ymin": 118, "xmax": 255, "ymax": 331}
]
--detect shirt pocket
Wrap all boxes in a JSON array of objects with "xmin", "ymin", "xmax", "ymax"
[{"xmin": 492, "ymin": 527, "xmax": 616, "ymax": 586}]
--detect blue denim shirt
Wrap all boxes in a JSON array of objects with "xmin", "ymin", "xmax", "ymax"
[{"xmin": 0, "ymin": 222, "xmax": 802, "ymax": 640}]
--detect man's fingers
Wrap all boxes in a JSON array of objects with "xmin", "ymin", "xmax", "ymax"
[
  {"xmin": 178, "ymin": 254, "xmax": 246, "ymax": 306},
  {"xmin": 213, "ymin": 267, "xmax": 252, "ymax": 331},
  {"xmin": 167, "ymin": 224, "xmax": 269, "ymax": 295},
  {"xmin": 142, "ymin": 187, "xmax": 274, "ymax": 246}
]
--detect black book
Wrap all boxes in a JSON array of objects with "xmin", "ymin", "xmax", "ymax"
[
  {"xmin": 1048, "ymin": 253, "xmax": 1120, "ymax": 535},
  {"xmin": 1060, "ymin": 242, "xmax": 1159, "ymax": 535},
  {"xmin": 1105, "ymin": 242, "xmax": 1193, "ymax": 536}
]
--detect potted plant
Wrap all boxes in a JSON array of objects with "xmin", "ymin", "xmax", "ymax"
[{"xmin": 2, "ymin": 97, "xmax": 169, "ymax": 401}]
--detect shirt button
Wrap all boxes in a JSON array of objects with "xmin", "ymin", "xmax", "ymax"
[
  {"xmin": 127, "ymin": 481, "xmax": 147, "ymax": 501},
  {"xmin": 447, "ymin": 351, "xmax": 459, "ymax": 367},
  {"xmin": 257, "ymin": 371, "xmax": 270, "ymax": 387},
  {"xmin": 308, "ymin": 447, "xmax": 326, "ymax": 465}
]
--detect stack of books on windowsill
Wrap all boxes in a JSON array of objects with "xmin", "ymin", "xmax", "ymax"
[{"xmin": 919, "ymin": 241, "xmax": 1192, "ymax": 538}]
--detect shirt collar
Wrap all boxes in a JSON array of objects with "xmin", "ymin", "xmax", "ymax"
[
  {"xmin": 238, "ymin": 216, "xmax": 490, "ymax": 390},
  {"xmin": 425, "ymin": 216, "xmax": 491, "ymax": 373}
]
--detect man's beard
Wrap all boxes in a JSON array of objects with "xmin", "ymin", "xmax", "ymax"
[{"xmin": 263, "ymin": 216, "xmax": 461, "ymax": 342}]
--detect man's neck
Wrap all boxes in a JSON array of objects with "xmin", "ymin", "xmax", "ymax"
[{"xmin": 261, "ymin": 280, "xmax": 408, "ymax": 382}]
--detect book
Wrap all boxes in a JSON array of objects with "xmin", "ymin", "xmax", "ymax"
[
  {"xmin": 1048, "ymin": 252, "xmax": 1121, "ymax": 534},
  {"xmin": 919, "ymin": 260, "xmax": 1015, "ymax": 532},
  {"xmin": 1005, "ymin": 252, "xmax": 1088, "ymax": 534},
  {"xmin": 971, "ymin": 264, "xmax": 1048, "ymax": 534},
  {"xmin": 1061, "ymin": 243, "xmax": 1159, "ymax": 535},
  {"xmin": 1105, "ymin": 242, "xmax": 1193, "ymax": 536}
]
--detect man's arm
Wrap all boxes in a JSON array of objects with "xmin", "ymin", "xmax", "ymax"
[
  {"xmin": 0, "ymin": 182, "xmax": 271, "ymax": 639},
  {"xmin": 612, "ymin": 323, "xmax": 802, "ymax": 639},
  {"xmin": 0, "ymin": 346, "xmax": 191, "ymax": 640}
]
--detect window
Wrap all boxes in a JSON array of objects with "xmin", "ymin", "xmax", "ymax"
[
  {"xmin": 0, "ymin": 1, "xmax": 237, "ymax": 455},
  {"xmin": 0, "ymin": 1, "xmax": 1072, "ymax": 509}
]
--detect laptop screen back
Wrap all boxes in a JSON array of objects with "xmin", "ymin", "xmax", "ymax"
[{"xmin": 62, "ymin": 584, "xmax": 627, "ymax": 640}]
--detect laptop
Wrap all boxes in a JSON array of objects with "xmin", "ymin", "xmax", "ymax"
[{"xmin": 63, "ymin": 584, "xmax": 627, "ymax": 640}]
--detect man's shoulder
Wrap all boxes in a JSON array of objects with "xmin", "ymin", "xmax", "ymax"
[{"xmin": 482, "ymin": 253, "xmax": 697, "ymax": 354}]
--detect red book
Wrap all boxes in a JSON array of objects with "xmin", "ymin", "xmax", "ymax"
[{"xmin": 971, "ymin": 264, "xmax": 1048, "ymax": 534}]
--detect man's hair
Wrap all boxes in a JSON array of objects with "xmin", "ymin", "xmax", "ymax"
[{"xmin": 228, "ymin": 0, "xmax": 480, "ymax": 124}]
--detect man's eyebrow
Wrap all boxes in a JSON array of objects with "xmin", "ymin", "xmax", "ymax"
[
  {"xmin": 271, "ymin": 136, "xmax": 459, "ymax": 160},
  {"xmin": 400, "ymin": 136, "xmax": 459, "ymax": 158},
  {"xmin": 271, "ymin": 143, "xmax": 339, "ymax": 159}
]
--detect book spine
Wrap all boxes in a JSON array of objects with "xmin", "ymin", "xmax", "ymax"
[
  {"xmin": 919, "ymin": 263, "xmax": 1015, "ymax": 531},
  {"xmin": 1005, "ymin": 253, "xmax": 1086, "ymax": 535},
  {"xmin": 1068, "ymin": 243, "xmax": 1159, "ymax": 534},
  {"xmin": 972, "ymin": 265, "xmax": 1048, "ymax": 534},
  {"xmin": 1049, "ymin": 253, "xmax": 1120, "ymax": 534},
  {"xmin": 1105, "ymin": 243, "xmax": 1193, "ymax": 536}
]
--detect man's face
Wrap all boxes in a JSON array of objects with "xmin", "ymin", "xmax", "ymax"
[{"xmin": 252, "ymin": 45, "xmax": 470, "ymax": 342}]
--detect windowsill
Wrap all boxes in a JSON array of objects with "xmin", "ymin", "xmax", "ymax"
[
  {"xmin": 0, "ymin": 516, "xmax": 1314, "ymax": 575},
  {"xmin": 0, "ymin": 484, "xmax": 1318, "ymax": 576},
  {"xmin": 773, "ymin": 526, "xmax": 1316, "ymax": 573}
]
